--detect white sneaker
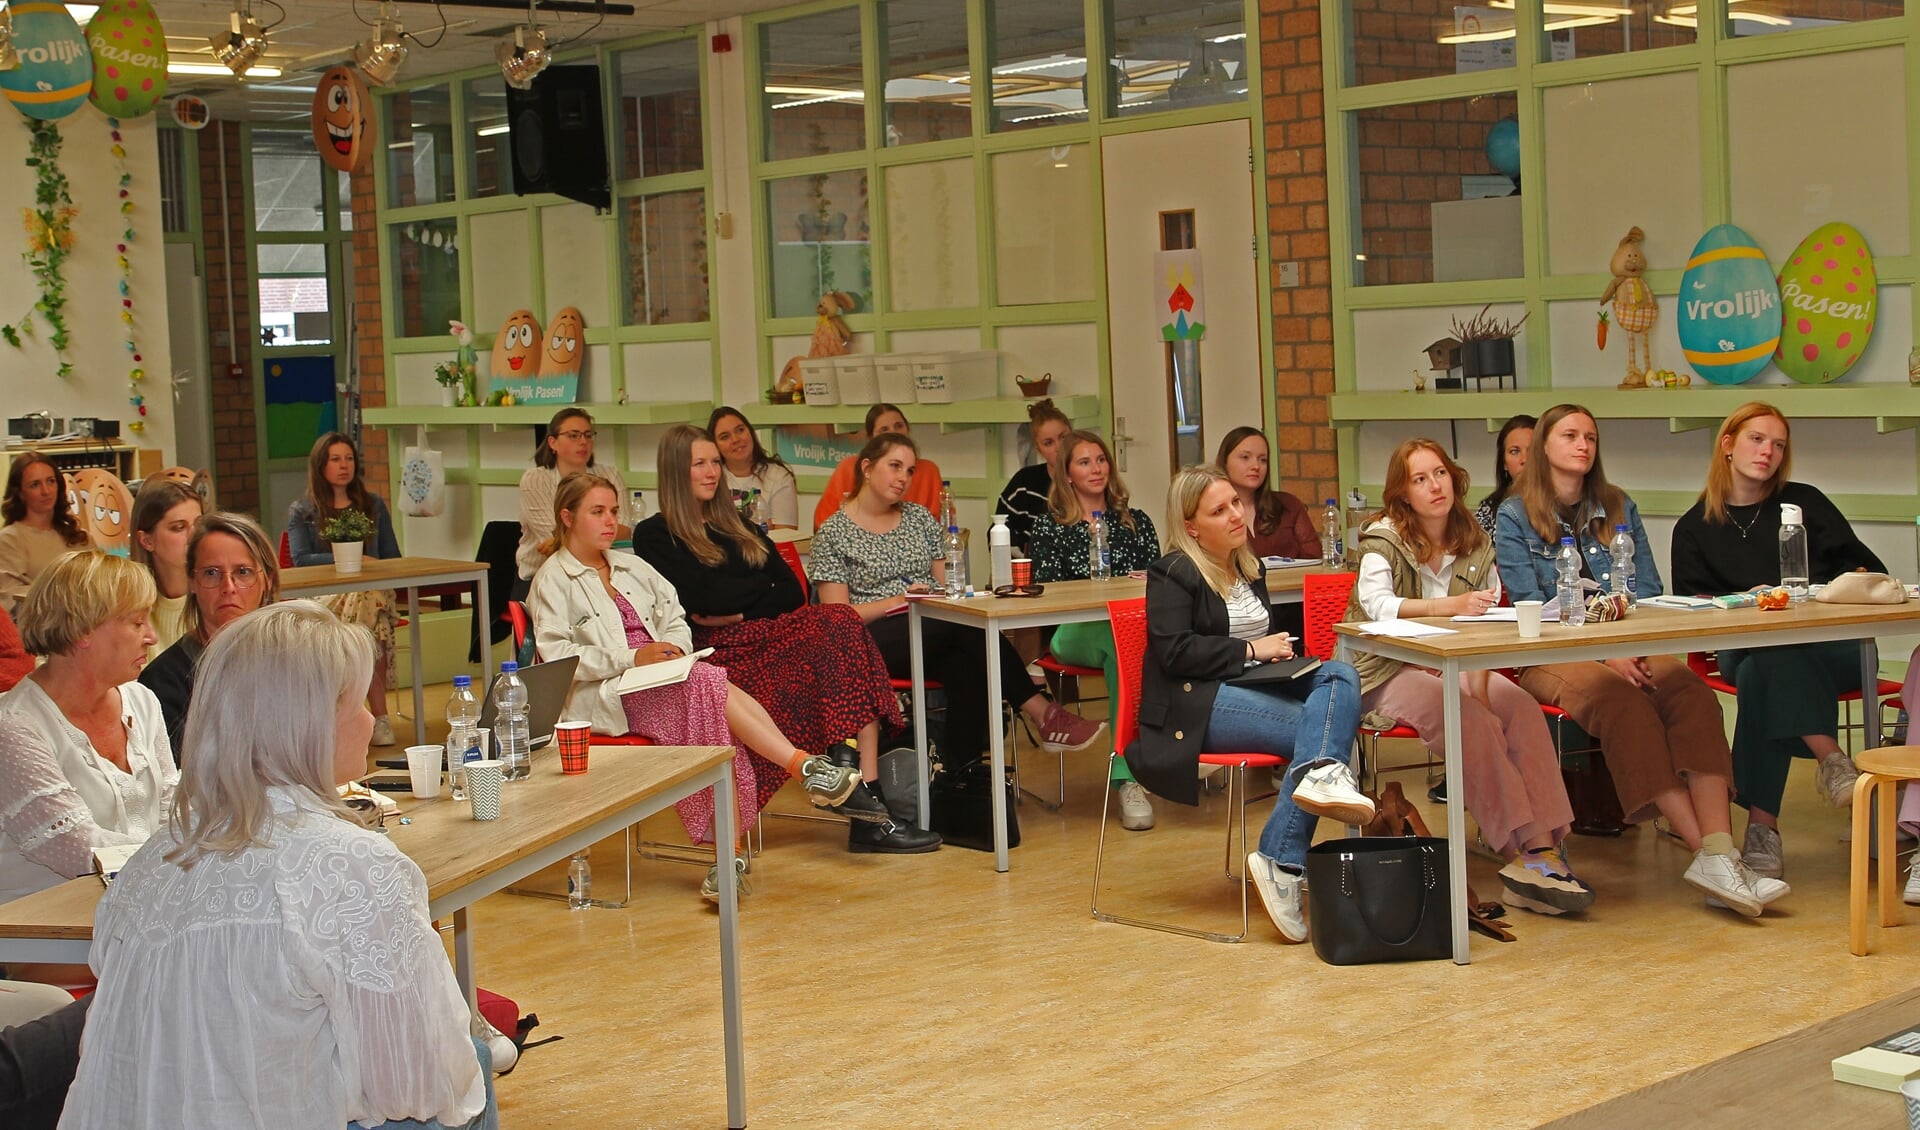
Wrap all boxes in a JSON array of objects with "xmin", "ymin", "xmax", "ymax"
[
  {"xmin": 1685, "ymin": 850, "xmax": 1762, "ymax": 918},
  {"xmin": 1906, "ymin": 855, "xmax": 1920, "ymax": 906},
  {"xmin": 1815, "ymin": 752, "xmax": 1860, "ymax": 808},
  {"xmin": 1737, "ymin": 859, "xmax": 1790, "ymax": 907},
  {"xmin": 370, "ymin": 717, "xmax": 395, "ymax": 747},
  {"xmin": 1742, "ymin": 823, "xmax": 1784, "ymax": 880},
  {"xmin": 1116, "ymin": 781, "xmax": 1154, "ymax": 831},
  {"xmin": 1246, "ymin": 851, "xmax": 1307, "ymax": 943},
  {"xmin": 1290, "ymin": 761, "xmax": 1376, "ymax": 826}
]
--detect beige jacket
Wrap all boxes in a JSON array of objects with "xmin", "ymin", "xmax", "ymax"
[
  {"xmin": 1344, "ymin": 518, "xmax": 1498, "ymax": 693},
  {"xmin": 527, "ymin": 545, "xmax": 692, "ymax": 735}
]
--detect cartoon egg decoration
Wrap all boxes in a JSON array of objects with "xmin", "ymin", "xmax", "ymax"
[
  {"xmin": 1676, "ymin": 224, "xmax": 1779, "ymax": 386},
  {"xmin": 0, "ymin": 2, "xmax": 94, "ymax": 121},
  {"xmin": 492, "ymin": 310, "xmax": 542, "ymax": 378},
  {"xmin": 1775, "ymin": 221, "xmax": 1877, "ymax": 385},
  {"xmin": 71, "ymin": 468, "xmax": 134, "ymax": 555},
  {"xmin": 541, "ymin": 307, "xmax": 585, "ymax": 378},
  {"xmin": 310, "ymin": 65, "xmax": 372, "ymax": 174},
  {"xmin": 63, "ymin": 471, "xmax": 87, "ymax": 537},
  {"xmin": 85, "ymin": 0, "xmax": 168, "ymax": 118}
]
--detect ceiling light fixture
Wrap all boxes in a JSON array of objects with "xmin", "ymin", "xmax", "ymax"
[
  {"xmin": 209, "ymin": 3, "xmax": 269, "ymax": 77},
  {"xmin": 496, "ymin": 0, "xmax": 550, "ymax": 91},
  {"xmin": 353, "ymin": 3, "xmax": 411, "ymax": 86},
  {"xmin": 0, "ymin": 9, "xmax": 17, "ymax": 72}
]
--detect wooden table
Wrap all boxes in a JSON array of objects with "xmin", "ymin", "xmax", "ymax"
[
  {"xmin": 0, "ymin": 744, "xmax": 749, "ymax": 1128},
  {"xmin": 1334, "ymin": 598, "xmax": 1920, "ymax": 965},
  {"xmin": 282, "ymin": 556, "xmax": 493, "ymax": 746}
]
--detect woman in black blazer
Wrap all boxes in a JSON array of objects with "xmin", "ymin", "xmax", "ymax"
[{"xmin": 1127, "ymin": 465, "xmax": 1371, "ymax": 944}]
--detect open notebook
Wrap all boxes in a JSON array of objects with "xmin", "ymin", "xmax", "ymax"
[{"xmin": 616, "ymin": 647, "xmax": 715, "ymax": 696}]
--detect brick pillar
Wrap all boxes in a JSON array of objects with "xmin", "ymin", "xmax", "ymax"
[
  {"xmin": 198, "ymin": 121, "xmax": 259, "ymax": 517},
  {"xmin": 1260, "ymin": 0, "xmax": 1338, "ymax": 523},
  {"xmin": 350, "ymin": 161, "xmax": 388, "ymax": 494}
]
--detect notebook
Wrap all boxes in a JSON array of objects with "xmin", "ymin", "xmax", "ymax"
[
  {"xmin": 1832, "ymin": 1022, "xmax": 1920, "ymax": 1091},
  {"xmin": 1228, "ymin": 656, "xmax": 1322, "ymax": 685}
]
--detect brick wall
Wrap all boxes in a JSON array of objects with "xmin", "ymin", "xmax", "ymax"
[
  {"xmin": 350, "ymin": 160, "xmax": 388, "ymax": 495},
  {"xmin": 197, "ymin": 122, "xmax": 260, "ymax": 517}
]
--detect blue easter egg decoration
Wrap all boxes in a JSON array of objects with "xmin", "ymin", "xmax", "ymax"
[
  {"xmin": 0, "ymin": 2, "xmax": 94, "ymax": 121},
  {"xmin": 1677, "ymin": 224, "xmax": 1779, "ymax": 385},
  {"xmin": 1485, "ymin": 118, "xmax": 1521, "ymax": 180}
]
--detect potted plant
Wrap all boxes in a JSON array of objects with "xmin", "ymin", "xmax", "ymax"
[
  {"xmin": 321, "ymin": 508, "xmax": 375, "ymax": 574},
  {"xmin": 1450, "ymin": 304, "xmax": 1529, "ymax": 390},
  {"xmin": 448, "ymin": 320, "xmax": 479, "ymax": 406},
  {"xmin": 433, "ymin": 360, "xmax": 464, "ymax": 407}
]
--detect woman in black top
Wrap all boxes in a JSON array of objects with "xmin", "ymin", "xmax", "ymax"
[
  {"xmin": 1670, "ymin": 402, "xmax": 1884, "ymax": 880},
  {"xmin": 1473, "ymin": 414, "xmax": 1536, "ymax": 533},
  {"xmin": 992, "ymin": 399, "xmax": 1073, "ymax": 553}
]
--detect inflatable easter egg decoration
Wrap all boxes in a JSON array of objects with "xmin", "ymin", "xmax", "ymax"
[
  {"xmin": 1775, "ymin": 222, "xmax": 1877, "ymax": 384},
  {"xmin": 541, "ymin": 307, "xmax": 585, "ymax": 380},
  {"xmin": 0, "ymin": 2, "xmax": 93, "ymax": 121},
  {"xmin": 311, "ymin": 65, "xmax": 371, "ymax": 173},
  {"xmin": 492, "ymin": 310, "xmax": 541, "ymax": 379},
  {"xmin": 1677, "ymin": 224, "xmax": 1779, "ymax": 386},
  {"xmin": 86, "ymin": 0, "xmax": 168, "ymax": 118}
]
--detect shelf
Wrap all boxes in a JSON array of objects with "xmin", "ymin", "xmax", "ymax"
[
  {"xmin": 1330, "ymin": 385, "xmax": 1920, "ymax": 433},
  {"xmin": 746, "ymin": 395, "xmax": 1102, "ymax": 434},
  {"xmin": 360, "ymin": 402, "xmax": 714, "ymax": 429}
]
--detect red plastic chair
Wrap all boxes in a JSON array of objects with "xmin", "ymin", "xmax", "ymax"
[
  {"xmin": 1091, "ymin": 598, "xmax": 1283, "ymax": 944},
  {"xmin": 278, "ymin": 530, "xmax": 294, "ymax": 570},
  {"xmin": 1301, "ymin": 571, "xmax": 1421, "ymax": 787},
  {"xmin": 1690, "ymin": 650, "xmax": 1899, "ymax": 751}
]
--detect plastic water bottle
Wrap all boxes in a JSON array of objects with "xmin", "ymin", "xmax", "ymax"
[
  {"xmin": 1608, "ymin": 523, "xmax": 1636, "ymax": 606},
  {"xmin": 446, "ymin": 674, "xmax": 480, "ymax": 801},
  {"xmin": 1779, "ymin": 502, "xmax": 1809, "ymax": 603},
  {"xmin": 494, "ymin": 661, "xmax": 531, "ymax": 781},
  {"xmin": 567, "ymin": 852, "xmax": 592, "ymax": 910},
  {"xmin": 989, "ymin": 514, "xmax": 1013, "ymax": 589},
  {"xmin": 1089, "ymin": 510, "xmax": 1112, "ymax": 579},
  {"xmin": 944, "ymin": 525, "xmax": 964, "ymax": 597},
  {"xmin": 1556, "ymin": 536, "xmax": 1586, "ymax": 627},
  {"xmin": 1322, "ymin": 498, "xmax": 1341, "ymax": 567},
  {"xmin": 938, "ymin": 480, "xmax": 956, "ymax": 533}
]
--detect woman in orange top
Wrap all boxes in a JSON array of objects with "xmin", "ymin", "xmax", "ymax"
[{"xmin": 810, "ymin": 404, "xmax": 944, "ymax": 531}]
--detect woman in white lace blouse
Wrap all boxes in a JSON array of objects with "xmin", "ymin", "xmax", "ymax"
[
  {"xmin": 60, "ymin": 601, "xmax": 496, "ymax": 1130},
  {"xmin": 0, "ymin": 551, "xmax": 175, "ymax": 905}
]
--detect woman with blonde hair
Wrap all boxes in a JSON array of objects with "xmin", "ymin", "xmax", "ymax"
[
  {"xmin": 0, "ymin": 452, "xmax": 88, "ymax": 615},
  {"xmin": 128, "ymin": 478, "xmax": 203, "ymax": 659},
  {"xmin": 61, "ymin": 602, "xmax": 499, "ymax": 1129}
]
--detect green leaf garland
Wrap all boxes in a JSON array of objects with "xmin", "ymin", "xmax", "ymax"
[{"xmin": 2, "ymin": 119, "xmax": 75, "ymax": 378}]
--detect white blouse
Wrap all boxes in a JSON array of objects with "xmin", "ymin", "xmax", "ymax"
[
  {"xmin": 61, "ymin": 788, "xmax": 486, "ymax": 1130},
  {"xmin": 725, "ymin": 462, "xmax": 799, "ymax": 529},
  {"xmin": 0, "ymin": 678, "xmax": 176, "ymax": 904},
  {"xmin": 1356, "ymin": 545, "xmax": 1504, "ymax": 621}
]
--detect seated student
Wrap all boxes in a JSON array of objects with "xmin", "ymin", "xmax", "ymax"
[
  {"xmin": 1671, "ymin": 401, "xmax": 1884, "ymax": 880},
  {"xmin": 993, "ymin": 398, "xmax": 1073, "ymax": 554},
  {"xmin": 127, "ymin": 479, "xmax": 202, "ymax": 660},
  {"xmin": 0, "ymin": 605, "xmax": 30, "ymax": 692},
  {"xmin": 286, "ymin": 431, "xmax": 401, "ymax": 746},
  {"xmin": 810, "ymin": 404, "xmax": 945, "ymax": 532},
  {"xmin": 0, "ymin": 551, "xmax": 174, "ymax": 905},
  {"xmin": 707, "ymin": 406, "xmax": 799, "ymax": 532},
  {"xmin": 810, "ymin": 432, "xmax": 1106, "ymax": 769},
  {"xmin": 1131, "ymin": 465, "xmax": 1373, "ymax": 943},
  {"xmin": 59, "ymin": 602, "xmax": 499, "ymax": 1130},
  {"xmin": 1216, "ymin": 427, "xmax": 1317, "ymax": 560},
  {"xmin": 1027, "ymin": 430, "xmax": 1160, "ymax": 830},
  {"xmin": 530, "ymin": 473, "xmax": 882, "ymax": 896},
  {"xmin": 139, "ymin": 513, "xmax": 281, "ymax": 757},
  {"xmin": 634, "ymin": 425, "xmax": 938, "ymax": 855},
  {"xmin": 1495, "ymin": 405, "xmax": 1782, "ymax": 914},
  {"xmin": 516, "ymin": 407, "xmax": 629, "ymax": 585},
  {"xmin": 1474, "ymin": 414, "xmax": 1536, "ymax": 534},
  {"xmin": 0, "ymin": 453, "xmax": 88, "ymax": 616}
]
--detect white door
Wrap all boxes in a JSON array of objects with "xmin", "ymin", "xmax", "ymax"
[
  {"xmin": 1101, "ymin": 118, "xmax": 1263, "ymax": 538},
  {"xmin": 164, "ymin": 243, "xmax": 212, "ymax": 473}
]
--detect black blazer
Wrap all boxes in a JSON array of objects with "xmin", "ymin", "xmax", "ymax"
[{"xmin": 1125, "ymin": 552, "xmax": 1274, "ymax": 807}]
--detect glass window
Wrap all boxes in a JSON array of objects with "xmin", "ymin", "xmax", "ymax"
[
  {"xmin": 767, "ymin": 169, "xmax": 872, "ymax": 318},
  {"xmin": 390, "ymin": 217, "xmax": 461, "ymax": 338},
  {"xmin": 989, "ymin": 0, "xmax": 1088, "ymax": 131},
  {"xmin": 1351, "ymin": 93, "xmax": 1523, "ymax": 286},
  {"xmin": 256, "ymin": 245, "xmax": 332, "ymax": 347},
  {"xmin": 616, "ymin": 38, "xmax": 703, "ymax": 179},
  {"xmin": 1106, "ymin": 0, "xmax": 1248, "ymax": 117},
  {"xmin": 1540, "ymin": 0, "xmax": 1692, "ymax": 58},
  {"xmin": 885, "ymin": 159, "xmax": 978, "ymax": 310},
  {"xmin": 1347, "ymin": 0, "xmax": 1514, "ymax": 87},
  {"xmin": 384, "ymin": 84, "xmax": 455, "ymax": 208},
  {"xmin": 762, "ymin": 8, "xmax": 865, "ymax": 160},
  {"xmin": 158, "ymin": 127, "xmax": 191, "ymax": 233},
  {"xmin": 251, "ymin": 129, "xmax": 324, "ymax": 232},
  {"xmin": 991, "ymin": 144, "xmax": 1094, "ymax": 304},
  {"xmin": 336, "ymin": 170, "xmax": 352, "ymax": 231},
  {"xmin": 1721, "ymin": 0, "xmax": 1902, "ymax": 38},
  {"xmin": 1543, "ymin": 73, "xmax": 1700, "ymax": 274},
  {"xmin": 464, "ymin": 75, "xmax": 514, "ymax": 199},
  {"xmin": 624, "ymin": 189, "xmax": 710, "ymax": 325},
  {"xmin": 883, "ymin": 0, "xmax": 972, "ymax": 146}
]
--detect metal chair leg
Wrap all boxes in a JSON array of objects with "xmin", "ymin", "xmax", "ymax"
[{"xmin": 1092, "ymin": 752, "xmax": 1251, "ymax": 944}]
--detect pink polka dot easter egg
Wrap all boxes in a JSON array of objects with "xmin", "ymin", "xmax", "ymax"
[
  {"xmin": 1775, "ymin": 221, "xmax": 1877, "ymax": 385},
  {"xmin": 86, "ymin": 0, "xmax": 167, "ymax": 118}
]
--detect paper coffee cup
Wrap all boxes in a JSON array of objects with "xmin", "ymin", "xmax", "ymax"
[
  {"xmin": 404, "ymin": 744, "xmax": 444, "ymax": 799},
  {"xmin": 466, "ymin": 759, "xmax": 504, "ymax": 821},
  {"xmin": 1515, "ymin": 600, "xmax": 1543, "ymax": 639},
  {"xmin": 555, "ymin": 720, "xmax": 592, "ymax": 775}
]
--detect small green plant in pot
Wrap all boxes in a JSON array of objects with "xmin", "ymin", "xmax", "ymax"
[{"xmin": 322, "ymin": 509, "xmax": 375, "ymax": 574}]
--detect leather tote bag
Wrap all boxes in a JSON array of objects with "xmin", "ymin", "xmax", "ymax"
[{"xmin": 1304, "ymin": 836, "xmax": 1452, "ymax": 965}]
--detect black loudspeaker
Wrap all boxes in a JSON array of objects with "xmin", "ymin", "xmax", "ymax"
[{"xmin": 505, "ymin": 65, "xmax": 611, "ymax": 212}]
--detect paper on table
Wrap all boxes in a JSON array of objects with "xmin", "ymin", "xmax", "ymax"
[
  {"xmin": 1450, "ymin": 607, "xmax": 1518, "ymax": 622},
  {"xmin": 1356, "ymin": 619, "xmax": 1458, "ymax": 638},
  {"xmin": 616, "ymin": 647, "xmax": 716, "ymax": 695},
  {"xmin": 1262, "ymin": 556, "xmax": 1319, "ymax": 569}
]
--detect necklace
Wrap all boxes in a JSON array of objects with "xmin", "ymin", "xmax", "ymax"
[{"xmin": 1727, "ymin": 502, "xmax": 1764, "ymax": 539}]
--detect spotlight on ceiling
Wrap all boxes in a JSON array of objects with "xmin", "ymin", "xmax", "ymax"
[
  {"xmin": 353, "ymin": 10, "xmax": 410, "ymax": 86},
  {"xmin": 495, "ymin": 24, "xmax": 549, "ymax": 91},
  {"xmin": 209, "ymin": 5, "xmax": 268, "ymax": 78},
  {"xmin": 0, "ymin": 9, "xmax": 17, "ymax": 73}
]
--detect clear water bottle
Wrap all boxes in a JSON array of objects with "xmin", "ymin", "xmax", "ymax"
[
  {"xmin": 567, "ymin": 852, "xmax": 592, "ymax": 910},
  {"xmin": 938, "ymin": 480, "xmax": 956, "ymax": 533},
  {"xmin": 494, "ymin": 661, "xmax": 531, "ymax": 781},
  {"xmin": 1321, "ymin": 498, "xmax": 1341, "ymax": 567},
  {"xmin": 749, "ymin": 488, "xmax": 767, "ymax": 533},
  {"xmin": 445, "ymin": 674, "xmax": 480, "ymax": 801},
  {"xmin": 1608, "ymin": 523, "xmax": 1636, "ymax": 606},
  {"xmin": 989, "ymin": 513, "xmax": 1013, "ymax": 590},
  {"xmin": 1089, "ymin": 510, "xmax": 1112, "ymax": 579},
  {"xmin": 944, "ymin": 525, "xmax": 965, "ymax": 597},
  {"xmin": 1779, "ymin": 502, "xmax": 1809, "ymax": 603},
  {"xmin": 1556, "ymin": 536, "xmax": 1586, "ymax": 627}
]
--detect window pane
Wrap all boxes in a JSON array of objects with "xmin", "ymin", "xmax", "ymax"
[
  {"xmin": 1542, "ymin": 0, "xmax": 1692, "ymax": 58},
  {"xmin": 336, "ymin": 169, "xmax": 352, "ymax": 231},
  {"xmin": 1724, "ymin": 0, "xmax": 1902, "ymax": 38},
  {"xmin": 390, "ymin": 218, "xmax": 461, "ymax": 338},
  {"xmin": 767, "ymin": 170, "xmax": 871, "ymax": 318},
  {"xmin": 1347, "ymin": 0, "xmax": 1514, "ymax": 87},
  {"xmin": 762, "ymin": 8, "xmax": 865, "ymax": 160},
  {"xmin": 1352, "ymin": 93, "xmax": 1522, "ymax": 286},
  {"xmin": 257, "ymin": 246, "xmax": 331, "ymax": 347},
  {"xmin": 159, "ymin": 128, "xmax": 190, "ymax": 233},
  {"xmin": 623, "ymin": 189, "xmax": 710, "ymax": 325},
  {"xmin": 989, "ymin": 0, "xmax": 1088, "ymax": 131},
  {"xmin": 252, "ymin": 129, "xmax": 323, "ymax": 232},
  {"xmin": 464, "ymin": 75, "xmax": 513, "ymax": 199},
  {"xmin": 1106, "ymin": 0, "xmax": 1248, "ymax": 117},
  {"xmin": 1543, "ymin": 73, "xmax": 1700, "ymax": 274},
  {"xmin": 616, "ymin": 38, "xmax": 703, "ymax": 179},
  {"xmin": 884, "ymin": 0, "xmax": 972, "ymax": 146},
  {"xmin": 992, "ymin": 145, "xmax": 1094, "ymax": 304},
  {"xmin": 385, "ymin": 85, "xmax": 455, "ymax": 207},
  {"xmin": 885, "ymin": 159, "xmax": 978, "ymax": 310}
]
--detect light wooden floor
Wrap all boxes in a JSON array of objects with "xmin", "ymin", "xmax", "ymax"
[{"xmin": 376, "ymin": 683, "xmax": 1920, "ymax": 1129}]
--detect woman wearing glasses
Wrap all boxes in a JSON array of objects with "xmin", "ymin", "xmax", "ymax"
[
  {"xmin": 516, "ymin": 408, "xmax": 629, "ymax": 585},
  {"xmin": 140, "ymin": 513, "xmax": 282, "ymax": 758}
]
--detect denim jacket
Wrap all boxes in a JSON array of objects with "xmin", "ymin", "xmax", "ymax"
[{"xmin": 1492, "ymin": 493, "xmax": 1664, "ymax": 602}]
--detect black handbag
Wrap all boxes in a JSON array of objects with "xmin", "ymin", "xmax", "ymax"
[
  {"xmin": 1303, "ymin": 836, "xmax": 1452, "ymax": 965},
  {"xmin": 929, "ymin": 759, "xmax": 1020, "ymax": 853}
]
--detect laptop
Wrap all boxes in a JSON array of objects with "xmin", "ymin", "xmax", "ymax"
[{"xmin": 374, "ymin": 655, "xmax": 581, "ymax": 768}]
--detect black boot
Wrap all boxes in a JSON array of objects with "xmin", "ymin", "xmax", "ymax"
[{"xmin": 848, "ymin": 809, "xmax": 942, "ymax": 854}]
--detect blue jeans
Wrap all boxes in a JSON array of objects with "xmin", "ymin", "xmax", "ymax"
[
  {"xmin": 1203, "ymin": 662, "xmax": 1362, "ymax": 874},
  {"xmin": 361, "ymin": 1037, "xmax": 500, "ymax": 1130}
]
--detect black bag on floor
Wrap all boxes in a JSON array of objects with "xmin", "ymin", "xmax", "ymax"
[
  {"xmin": 929, "ymin": 759, "xmax": 1020, "ymax": 853},
  {"xmin": 1303, "ymin": 836, "xmax": 1452, "ymax": 965}
]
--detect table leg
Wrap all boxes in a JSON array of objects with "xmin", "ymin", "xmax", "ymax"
[
  {"xmin": 453, "ymin": 906, "xmax": 476, "ymax": 1016},
  {"xmin": 713, "ymin": 760, "xmax": 746, "ymax": 1129},
  {"xmin": 986, "ymin": 619, "xmax": 1009, "ymax": 873},
  {"xmin": 408, "ymin": 584, "xmax": 427, "ymax": 746},
  {"xmin": 1861, "ymin": 638, "xmax": 1883, "ymax": 749},
  {"xmin": 1442, "ymin": 660, "xmax": 1470, "ymax": 965},
  {"xmin": 910, "ymin": 605, "xmax": 931, "ymax": 831}
]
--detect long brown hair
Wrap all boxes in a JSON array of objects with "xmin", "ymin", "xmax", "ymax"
[
  {"xmin": 657, "ymin": 424, "xmax": 769, "ymax": 569},
  {"xmin": 1513, "ymin": 404, "xmax": 1626, "ymax": 544},
  {"xmin": 303, "ymin": 432, "xmax": 374, "ymax": 524},
  {"xmin": 129, "ymin": 479, "xmax": 203, "ymax": 567},
  {"xmin": 1214, "ymin": 426, "xmax": 1288, "ymax": 536},
  {"xmin": 535, "ymin": 407, "xmax": 594, "ymax": 470},
  {"xmin": 2, "ymin": 452, "xmax": 86, "ymax": 545},
  {"xmin": 1701, "ymin": 402, "xmax": 1791, "ymax": 524},
  {"xmin": 182, "ymin": 511, "xmax": 281, "ymax": 642},
  {"xmin": 1478, "ymin": 413, "xmax": 1537, "ymax": 516},
  {"xmin": 541, "ymin": 472, "xmax": 619, "ymax": 558},
  {"xmin": 1381, "ymin": 439, "xmax": 1484, "ymax": 563},
  {"xmin": 1047, "ymin": 430, "xmax": 1135, "ymax": 529},
  {"xmin": 706, "ymin": 406, "xmax": 786, "ymax": 477},
  {"xmin": 865, "ymin": 403, "xmax": 909, "ymax": 436},
  {"xmin": 852, "ymin": 433, "xmax": 919, "ymax": 509}
]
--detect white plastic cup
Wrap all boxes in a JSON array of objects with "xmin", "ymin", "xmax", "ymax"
[
  {"xmin": 404, "ymin": 744, "xmax": 443, "ymax": 799},
  {"xmin": 1515, "ymin": 600, "xmax": 1543, "ymax": 639},
  {"xmin": 1903, "ymin": 1077, "xmax": 1920, "ymax": 1129},
  {"xmin": 466, "ymin": 759, "xmax": 505, "ymax": 821}
]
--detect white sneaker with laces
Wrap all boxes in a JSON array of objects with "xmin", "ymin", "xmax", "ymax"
[
  {"xmin": 1906, "ymin": 855, "xmax": 1920, "ymax": 906},
  {"xmin": 1246, "ymin": 852, "xmax": 1307, "ymax": 943},
  {"xmin": 1815, "ymin": 752, "xmax": 1860, "ymax": 808},
  {"xmin": 1116, "ymin": 781, "xmax": 1154, "ymax": 831},
  {"xmin": 369, "ymin": 717, "xmax": 395, "ymax": 747},
  {"xmin": 1685, "ymin": 850, "xmax": 1763, "ymax": 918},
  {"xmin": 1742, "ymin": 823, "xmax": 1784, "ymax": 880},
  {"xmin": 1290, "ymin": 761, "xmax": 1376, "ymax": 826}
]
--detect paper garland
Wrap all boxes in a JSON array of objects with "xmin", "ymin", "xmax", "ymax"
[{"xmin": 107, "ymin": 117, "xmax": 146, "ymax": 431}]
